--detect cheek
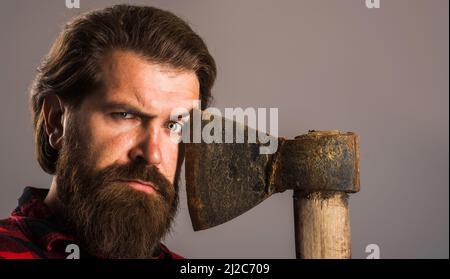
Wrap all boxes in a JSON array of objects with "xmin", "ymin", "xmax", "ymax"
[
  {"xmin": 80, "ymin": 114, "xmax": 136, "ymax": 171},
  {"xmin": 93, "ymin": 134, "xmax": 135, "ymax": 170}
]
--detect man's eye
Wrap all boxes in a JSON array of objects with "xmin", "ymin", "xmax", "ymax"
[
  {"xmin": 112, "ymin": 112, "xmax": 135, "ymax": 120},
  {"xmin": 167, "ymin": 121, "xmax": 182, "ymax": 133}
]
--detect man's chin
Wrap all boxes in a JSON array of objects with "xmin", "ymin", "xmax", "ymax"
[{"xmin": 63, "ymin": 185, "xmax": 175, "ymax": 258}]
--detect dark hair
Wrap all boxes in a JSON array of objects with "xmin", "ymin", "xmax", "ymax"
[{"xmin": 30, "ymin": 5, "xmax": 216, "ymax": 174}]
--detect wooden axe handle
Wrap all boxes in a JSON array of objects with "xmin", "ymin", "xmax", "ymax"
[
  {"xmin": 289, "ymin": 130, "xmax": 359, "ymax": 259},
  {"xmin": 294, "ymin": 191, "xmax": 351, "ymax": 258}
]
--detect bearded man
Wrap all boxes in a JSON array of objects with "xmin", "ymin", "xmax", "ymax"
[{"xmin": 0, "ymin": 4, "xmax": 216, "ymax": 259}]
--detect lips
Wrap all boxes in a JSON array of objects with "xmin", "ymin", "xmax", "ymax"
[{"xmin": 116, "ymin": 179, "xmax": 158, "ymax": 195}]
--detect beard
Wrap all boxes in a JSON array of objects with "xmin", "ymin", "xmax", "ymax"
[{"xmin": 54, "ymin": 123, "xmax": 179, "ymax": 259}]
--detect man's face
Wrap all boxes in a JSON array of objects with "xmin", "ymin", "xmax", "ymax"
[
  {"xmin": 54, "ymin": 50, "xmax": 199, "ymax": 258},
  {"xmin": 76, "ymin": 50, "xmax": 199, "ymax": 184}
]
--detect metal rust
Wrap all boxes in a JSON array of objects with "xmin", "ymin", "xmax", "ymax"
[
  {"xmin": 273, "ymin": 130, "xmax": 360, "ymax": 194},
  {"xmin": 185, "ymin": 143, "xmax": 272, "ymax": 230},
  {"xmin": 185, "ymin": 127, "xmax": 360, "ymax": 231}
]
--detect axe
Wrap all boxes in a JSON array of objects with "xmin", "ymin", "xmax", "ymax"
[{"xmin": 183, "ymin": 110, "xmax": 360, "ymax": 259}]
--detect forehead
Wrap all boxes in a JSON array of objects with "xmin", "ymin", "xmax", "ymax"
[{"xmin": 97, "ymin": 50, "xmax": 200, "ymax": 110}]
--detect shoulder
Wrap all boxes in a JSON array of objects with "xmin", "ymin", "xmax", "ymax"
[
  {"xmin": 0, "ymin": 217, "xmax": 42, "ymax": 259},
  {"xmin": 160, "ymin": 243, "xmax": 185, "ymax": 259}
]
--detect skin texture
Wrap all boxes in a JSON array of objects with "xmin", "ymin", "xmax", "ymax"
[{"xmin": 41, "ymin": 50, "xmax": 200, "ymax": 258}]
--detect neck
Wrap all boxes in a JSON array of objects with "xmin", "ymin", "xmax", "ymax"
[{"xmin": 44, "ymin": 177, "xmax": 63, "ymax": 216}]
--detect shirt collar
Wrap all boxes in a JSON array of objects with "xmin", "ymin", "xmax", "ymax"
[{"xmin": 12, "ymin": 187, "xmax": 75, "ymax": 255}]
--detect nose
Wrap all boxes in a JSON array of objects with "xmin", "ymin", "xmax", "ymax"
[{"xmin": 129, "ymin": 127, "xmax": 162, "ymax": 165}]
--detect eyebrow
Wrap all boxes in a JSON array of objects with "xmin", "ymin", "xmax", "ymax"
[{"xmin": 101, "ymin": 101, "xmax": 194, "ymax": 123}]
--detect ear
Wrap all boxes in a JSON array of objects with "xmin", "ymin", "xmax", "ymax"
[{"xmin": 42, "ymin": 94, "xmax": 66, "ymax": 150}]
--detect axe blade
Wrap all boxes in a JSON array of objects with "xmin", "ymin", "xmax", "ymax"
[
  {"xmin": 185, "ymin": 142, "xmax": 273, "ymax": 231},
  {"xmin": 184, "ymin": 111, "xmax": 277, "ymax": 231}
]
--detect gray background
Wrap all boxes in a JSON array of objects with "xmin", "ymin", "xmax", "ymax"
[{"xmin": 0, "ymin": 0, "xmax": 448, "ymax": 259}]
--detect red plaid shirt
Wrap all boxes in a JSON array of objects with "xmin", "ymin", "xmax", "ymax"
[{"xmin": 0, "ymin": 187, "xmax": 183, "ymax": 259}]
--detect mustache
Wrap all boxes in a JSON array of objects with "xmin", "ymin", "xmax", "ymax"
[{"xmin": 93, "ymin": 159, "xmax": 173, "ymax": 202}]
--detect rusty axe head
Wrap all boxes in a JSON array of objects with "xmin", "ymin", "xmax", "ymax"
[{"xmin": 184, "ymin": 110, "xmax": 360, "ymax": 231}]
